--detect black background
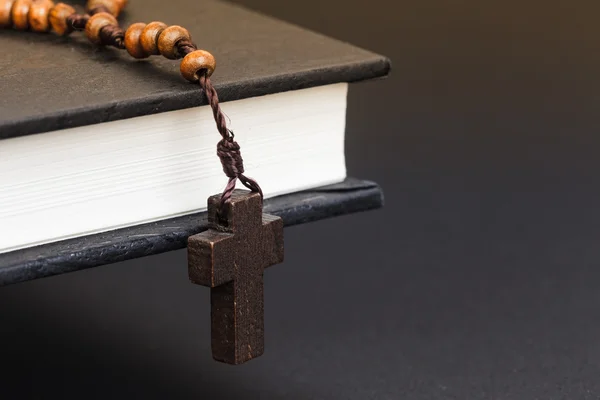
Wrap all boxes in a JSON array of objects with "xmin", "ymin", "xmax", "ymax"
[{"xmin": 3, "ymin": 0, "xmax": 600, "ymax": 398}]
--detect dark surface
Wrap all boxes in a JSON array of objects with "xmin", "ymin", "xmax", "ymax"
[
  {"xmin": 0, "ymin": 0, "xmax": 389, "ymax": 139},
  {"xmin": 0, "ymin": 178, "xmax": 381, "ymax": 286},
  {"xmin": 3, "ymin": 0, "xmax": 600, "ymax": 399},
  {"xmin": 188, "ymin": 190, "xmax": 284, "ymax": 365}
]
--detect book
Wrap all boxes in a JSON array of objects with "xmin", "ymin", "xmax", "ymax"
[
  {"xmin": 1, "ymin": 84, "xmax": 349, "ymax": 253},
  {"xmin": 0, "ymin": 0, "xmax": 390, "ymax": 282}
]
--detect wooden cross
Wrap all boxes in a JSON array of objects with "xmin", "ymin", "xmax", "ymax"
[{"xmin": 187, "ymin": 190, "xmax": 284, "ymax": 365}]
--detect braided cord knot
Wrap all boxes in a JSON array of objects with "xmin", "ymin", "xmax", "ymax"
[
  {"xmin": 216, "ymin": 134, "xmax": 263, "ymax": 207},
  {"xmin": 217, "ymin": 136, "xmax": 244, "ymax": 179},
  {"xmin": 199, "ymin": 74, "xmax": 263, "ymax": 207}
]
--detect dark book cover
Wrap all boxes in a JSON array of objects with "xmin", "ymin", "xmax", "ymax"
[{"xmin": 0, "ymin": 0, "xmax": 390, "ymax": 139}]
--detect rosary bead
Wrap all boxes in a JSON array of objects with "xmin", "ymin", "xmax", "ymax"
[
  {"xmin": 125, "ymin": 22, "xmax": 148, "ymax": 59},
  {"xmin": 28, "ymin": 0, "xmax": 54, "ymax": 32},
  {"xmin": 0, "ymin": 0, "xmax": 15, "ymax": 28},
  {"xmin": 85, "ymin": 11, "xmax": 117, "ymax": 44},
  {"xmin": 157, "ymin": 25, "xmax": 190, "ymax": 59},
  {"xmin": 48, "ymin": 2, "xmax": 74, "ymax": 35},
  {"xmin": 180, "ymin": 49, "xmax": 216, "ymax": 82},
  {"xmin": 11, "ymin": 0, "xmax": 31, "ymax": 30},
  {"xmin": 140, "ymin": 21, "xmax": 167, "ymax": 55},
  {"xmin": 87, "ymin": 0, "xmax": 123, "ymax": 16}
]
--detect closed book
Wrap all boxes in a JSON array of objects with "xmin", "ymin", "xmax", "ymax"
[{"xmin": 0, "ymin": 0, "xmax": 390, "ymax": 284}]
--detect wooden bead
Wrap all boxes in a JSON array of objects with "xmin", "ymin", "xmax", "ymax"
[
  {"xmin": 85, "ymin": 11, "xmax": 117, "ymax": 44},
  {"xmin": 140, "ymin": 21, "xmax": 166, "ymax": 56},
  {"xmin": 180, "ymin": 49, "xmax": 217, "ymax": 82},
  {"xmin": 11, "ymin": 0, "xmax": 31, "ymax": 30},
  {"xmin": 86, "ymin": 0, "xmax": 123, "ymax": 16},
  {"xmin": 28, "ymin": 0, "xmax": 54, "ymax": 32},
  {"xmin": 125, "ymin": 22, "xmax": 148, "ymax": 59},
  {"xmin": 0, "ymin": 0, "xmax": 15, "ymax": 28},
  {"xmin": 157, "ymin": 25, "xmax": 190, "ymax": 59},
  {"xmin": 48, "ymin": 2, "xmax": 74, "ymax": 35}
]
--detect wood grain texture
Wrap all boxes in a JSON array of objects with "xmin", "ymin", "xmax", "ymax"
[
  {"xmin": 187, "ymin": 190, "xmax": 284, "ymax": 364},
  {"xmin": 157, "ymin": 25, "xmax": 190, "ymax": 59},
  {"xmin": 180, "ymin": 49, "xmax": 216, "ymax": 81},
  {"xmin": 124, "ymin": 22, "xmax": 148, "ymax": 58},
  {"xmin": 84, "ymin": 12, "xmax": 117, "ymax": 44},
  {"xmin": 0, "ymin": 0, "xmax": 15, "ymax": 27},
  {"xmin": 48, "ymin": 2, "xmax": 75, "ymax": 35},
  {"xmin": 28, "ymin": 0, "xmax": 54, "ymax": 32},
  {"xmin": 10, "ymin": 0, "xmax": 30, "ymax": 30},
  {"xmin": 140, "ymin": 21, "xmax": 166, "ymax": 55}
]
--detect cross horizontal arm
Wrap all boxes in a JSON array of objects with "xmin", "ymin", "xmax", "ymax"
[{"xmin": 188, "ymin": 230, "xmax": 235, "ymax": 287}]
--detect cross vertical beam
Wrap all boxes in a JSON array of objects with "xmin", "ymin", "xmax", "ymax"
[{"xmin": 187, "ymin": 190, "xmax": 284, "ymax": 365}]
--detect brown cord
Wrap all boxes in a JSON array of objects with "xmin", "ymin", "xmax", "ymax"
[
  {"xmin": 66, "ymin": 13, "xmax": 88, "ymax": 33},
  {"xmin": 176, "ymin": 40, "xmax": 263, "ymax": 206},
  {"xmin": 65, "ymin": 12, "xmax": 262, "ymax": 207},
  {"xmin": 99, "ymin": 24, "xmax": 125, "ymax": 48},
  {"xmin": 176, "ymin": 38, "xmax": 197, "ymax": 58},
  {"xmin": 199, "ymin": 74, "xmax": 263, "ymax": 207}
]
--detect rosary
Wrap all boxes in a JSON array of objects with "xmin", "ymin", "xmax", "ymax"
[{"xmin": 1, "ymin": 0, "xmax": 285, "ymax": 365}]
